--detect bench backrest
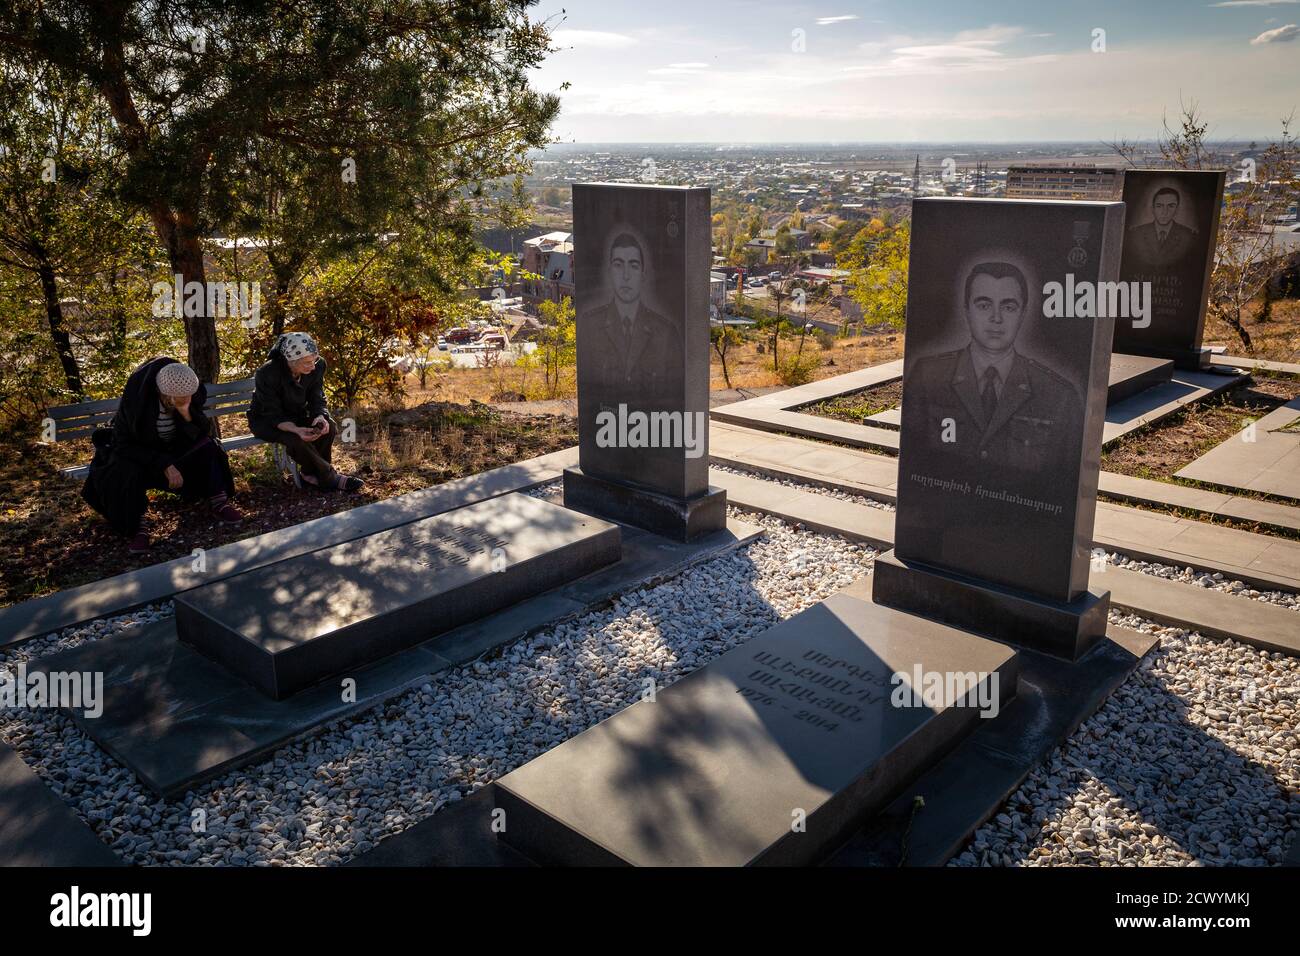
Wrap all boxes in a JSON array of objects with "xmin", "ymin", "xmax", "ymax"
[{"xmin": 46, "ymin": 377, "xmax": 257, "ymax": 442}]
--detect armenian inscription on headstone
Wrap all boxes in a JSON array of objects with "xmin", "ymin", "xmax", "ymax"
[{"xmin": 875, "ymin": 197, "xmax": 1125, "ymax": 658}]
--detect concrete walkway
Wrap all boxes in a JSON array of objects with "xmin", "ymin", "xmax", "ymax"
[
  {"xmin": 708, "ymin": 465, "xmax": 1300, "ymax": 658},
  {"xmin": 710, "ymin": 359, "xmax": 1248, "ymax": 450},
  {"xmin": 712, "ymin": 422, "xmax": 1300, "ymax": 592},
  {"xmin": 1175, "ymin": 397, "xmax": 1300, "ymax": 501}
]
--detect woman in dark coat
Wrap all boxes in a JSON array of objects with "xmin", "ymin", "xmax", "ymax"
[
  {"xmin": 81, "ymin": 357, "xmax": 241, "ymax": 553},
  {"xmin": 247, "ymin": 332, "xmax": 364, "ymax": 492}
]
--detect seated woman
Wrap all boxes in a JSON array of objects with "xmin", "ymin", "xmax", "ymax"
[
  {"xmin": 81, "ymin": 358, "xmax": 241, "ymax": 554},
  {"xmin": 247, "ymin": 332, "xmax": 364, "ymax": 493}
]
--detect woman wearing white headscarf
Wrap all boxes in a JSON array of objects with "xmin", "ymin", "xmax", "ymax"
[
  {"xmin": 247, "ymin": 332, "xmax": 364, "ymax": 493},
  {"xmin": 82, "ymin": 357, "xmax": 241, "ymax": 554}
]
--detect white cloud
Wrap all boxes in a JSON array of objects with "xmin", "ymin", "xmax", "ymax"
[
  {"xmin": 1250, "ymin": 22, "xmax": 1300, "ymax": 42},
  {"xmin": 550, "ymin": 29, "xmax": 637, "ymax": 49},
  {"xmin": 842, "ymin": 25, "xmax": 1053, "ymax": 76},
  {"xmin": 816, "ymin": 15, "xmax": 860, "ymax": 26},
  {"xmin": 1211, "ymin": 1, "xmax": 1298, "ymax": 7},
  {"xmin": 648, "ymin": 62, "xmax": 710, "ymax": 75}
]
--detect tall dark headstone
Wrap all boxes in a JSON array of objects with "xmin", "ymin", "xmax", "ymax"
[
  {"xmin": 563, "ymin": 183, "xmax": 726, "ymax": 541},
  {"xmin": 873, "ymin": 197, "xmax": 1125, "ymax": 659},
  {"xmin": 1112, "ymin": 169, "xmax": 1226, "ymax": 369}
]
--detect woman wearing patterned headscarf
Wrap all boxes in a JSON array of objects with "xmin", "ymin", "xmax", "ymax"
[
  {"xmin": 247, "ymin": 332, "xmax": 364, "ymax": 493},
  {"xmin": 81, "ymin": 357, "xmax": 241, "ymax": 554}
]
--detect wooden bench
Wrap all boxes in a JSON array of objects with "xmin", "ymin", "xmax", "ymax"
[{"xmin": 46, "ymin": 377, "xmax": 264, "ymax": 480}]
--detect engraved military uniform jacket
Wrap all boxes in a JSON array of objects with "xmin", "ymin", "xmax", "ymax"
[
  {"xmin": 1125, "ymin": 220, "xmax": 1198, "ymax": 271},
  {"xmin": 585, "ymin": 299, "xmax": 678, "ymax": 403},
  {"xmin": 904, "ymin": 346, "xmax": 1083, "ymax": 472}
]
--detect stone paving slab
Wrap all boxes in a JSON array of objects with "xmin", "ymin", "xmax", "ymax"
[
  {"xmin": 710, "ymin": 466, "xmax": 1300, "ymax": 656},
  {"xmin": 1175, "ymin": 398, "xmax": 1300, "ymax": 500},
  {"xmin": 1096, "ymin": 471, "xmax": 1300, "ymax": 535},
  {"xmin": 711, "ymin": 360, "xmax": 904, "ymax": 415},
  {"xmin": 0, "ymin": 741, "xmax": 121, "ymax": 866},
  {"xmin": 1100, "ymin": 565, "xmax": 1300, "ymax": 656},
  {"xmin": 712, "ymin": 423, "xmax": 1300, "ymax": 590},
  {"xmin": 859, "ymin": 356, "xmax": 1177, "ymax": 434},
  {"xmin": 710, "ymin": 361, "xmax": 1245, "ymax": 454},
  {"xmin": 0, "ymin": 446, "xmax": 580, "ymax": 649},
  {"xmin": 30, "ymin": 517, "xmax": 761, "ymax": 798},
  {"xmin": 713, "ymin": 420, "xmax": 1300, "ymax": 536},
  {"xmin": 1209, "ymin": 354, "xmax": 1300, "ymax": 377},
  {"xmin": 864, "ymin": 408, "xmax": 902, "ymax": 428},
  {"xmin": 1101, "ymin": 368, "xmax": 1248, "ymax": 445}
]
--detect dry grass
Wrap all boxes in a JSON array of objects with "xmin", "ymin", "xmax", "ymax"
[
  {"xmin": 1204, "ymin": 297, "xmax": 1300, "ymax": 365},
  {"xmin": 1101, "ymin": 375, "xmax": 1299, "ymax": 481}
]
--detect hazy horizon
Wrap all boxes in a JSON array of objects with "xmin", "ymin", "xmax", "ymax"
[{"xmin": 528, "ymin": 0, "xmax": 1299, "ymax": 144}]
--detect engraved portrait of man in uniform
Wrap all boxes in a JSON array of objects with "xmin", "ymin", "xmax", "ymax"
[
  {"xmin": 1125, "ymin": 186, "xmax": 1198, "ymax": 271},
  {"xmin": 585, "ymin": 230, "xmax": 677, "ymax": 402},
  {"xmin": 905, "ymin": 260, "xmax": 1083, "ymax": 472}
]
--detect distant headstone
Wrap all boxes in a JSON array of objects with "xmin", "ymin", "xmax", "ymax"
[
  {"xmin": 1112, "ymin": 169, "xmax": 1226, "ymax": 369},
  {"xmin": 175, "ymin": 494, "xmax": 620, "ymax": 699},
  {"xmin": 874, "ymin": 197, "xmax": 1125, "ymax": 659},
  {"xmin": 563, "ymin": 182, "xmax": 727, "ymax": 542},
  {"xmin": 494, "ymin": 592, "xmax": 1017, "ymax": 866}
]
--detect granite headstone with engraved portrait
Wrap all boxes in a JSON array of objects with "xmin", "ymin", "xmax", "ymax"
[
  {"xmin": 1112, "ymin": 169, "xmax": 1225, "ymax": 369},
  {"xmin": 565, "ymin": 183, "xmax": 724, "ymax": 540},
  {"xmin": 892, "ymin": 197, "xmax": 1125, "ymax": 605}
]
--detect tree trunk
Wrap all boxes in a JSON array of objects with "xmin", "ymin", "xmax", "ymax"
[
  {"xmin": 266, "ymin": 254, "xmax": 300, "ymax": 339},
  {"xmin": 153, "ymin": 208, "xmax": 220, "ymax": 382},
  {"xmin": 37, "ymin": 260, "xmax": 82, "ymax": 397},
  {"xmin": 1215, "ymin": 305, "xmax": 1254, "ymax": 352},
  {"xmin": 94, "ymin": 36, "xmax": 220, "ymax": 383}
]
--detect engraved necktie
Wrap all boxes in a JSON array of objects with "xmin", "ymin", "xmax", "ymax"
[
  {"xmin": 981, "ymin": 366, "xmax": 1000, "ymax": 426},
  {"xmin": 622, "ymin": 316, "xmax": 633, "ymax": 381}
]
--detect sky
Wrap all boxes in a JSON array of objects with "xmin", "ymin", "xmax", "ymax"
[{"xmin": 526, "ymin": 0, "xmax": 1300, "ymax": 143}]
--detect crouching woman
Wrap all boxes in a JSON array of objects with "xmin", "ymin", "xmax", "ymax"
[
  {"xmin": 81, "ymin": 358, "xmax": 241, "ymax": 554},
  {"xmin": 247, "ymin": 332, "xmax": 364, "ymax": 493}
]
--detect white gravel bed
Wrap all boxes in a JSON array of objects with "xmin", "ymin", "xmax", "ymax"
[
  {"xmin": 1, "ymin": 471, "xmax": 1296, "ymax": 868},
  {"xmin": 711, "ymin": 462, "xmax": 895, "ymax": 511},
  {"xmin": 952, "ymin": 611, "xmax": 1299, "ymax": 866},
  {"xmin": 1103, "ymin": 552, "xmax": 1300, "ymax": 610},
  {"xmin": 712, "ymin": 462, "xmax": 1299, "ymax": 610},
  {"xmin": 0, "ymin": 504, "xmax": 875, "ymax": 866}
]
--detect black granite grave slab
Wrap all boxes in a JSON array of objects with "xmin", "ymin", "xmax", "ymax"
[
  {"xmin": 175, "ymin": 494, "xmax": 620, "ymax": 699},
  {"xmin": 32, "ymin": 517, "xmax": 761, "ymax": 797},
  {"xmin": 1107, "ymin": 353, "xmax": 1174, "ymax": 405},
  {"xmin": 568, "ymin": 182, "xmax": 724, "ymax": 540},
  {"xmin": 1113, "ymin": 169, "xmax": 1226, "ymax": 369},
  {"xmin": 493, "ymin": 592, "xmax": 1018, "ymax": 866}
]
